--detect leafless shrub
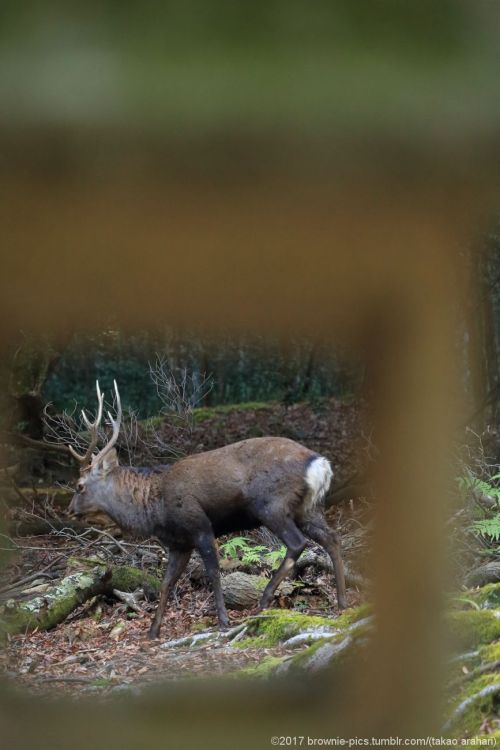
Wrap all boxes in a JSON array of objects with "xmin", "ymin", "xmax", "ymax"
[
  {"xmin": 144, "ymin": 356, "xmax": 213, "ymax": 460},
  {"xmin": 149, "ymin": 355, "xmax": 213, "ymax": 415},
  {"xmin": 41, "ymin": 358, "xmax": 214, "ymax": 466}
]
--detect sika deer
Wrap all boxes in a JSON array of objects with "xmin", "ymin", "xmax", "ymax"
[{"xmin": 68, "ymin": 381, "xmax": 347, "ymax": 639}]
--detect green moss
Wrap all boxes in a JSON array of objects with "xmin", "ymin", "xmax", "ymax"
[
  {"xmin": 448, "ymin": 609, "xmax": 500, "ymax": 650},
  {"xmin": 240, "ymin": 610, "xmax": 337, "ymax": 648},
  {"xmin": 449, "ymin": 673, "xmax": 500, "ymax": 738},
  {"xmin": 0, "ymin": 569, "xmax": 100, "ymax": 636},
  {"xmin": 191, "ymin": 620, "xmax": 212, "ymax": 633},
  {"xmin": 332, "ymin": 602, "xmax": 372, "ymax": 630},
  {"xmin": 235, "ymin": 605, "xmax": 369, "ymax": 649},
  {"xmin": 140, "ymin": 415, "xmax": 164, "ymax": 429},
  {"xmin": 471, "ymin": 729, "xmax": 500, "ymax": 744},
  {"xmin": 234, "ymin": 656, "xmax": 285, "ymax": 678},
  {"xmin": 138, "ymin": 402, "xmax": 273, "ymax": 430},
  {"xmin": 470, "ymin": 583, "xmax": 500, "ymax": 610},
  {"xmin": 91, "ymin": 677, "xmax": 115, "ymax": 688},
  {"xmin": 110, "ymin": 567, "xmax": 161, "ymax": 593},
  {"xmin": 67, "ymin": 558, "xmax": 161, "ymax": 594},
  {"xmin": 192, "ymin": 401, "xmax": 272, "ymax": 423},
  {"xmin": 478, "ymin": 640, "xmax": 500, "ymax": 663},
  {"xmin": 0, "ymin": 564, "xmax": 162, "ymax": 638}
]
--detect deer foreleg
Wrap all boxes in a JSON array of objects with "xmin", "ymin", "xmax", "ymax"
[{"xmin": 148, "ymin": 548, "xmax": 192, "ymax": 640}]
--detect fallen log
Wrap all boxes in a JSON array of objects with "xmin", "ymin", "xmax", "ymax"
[
  {"xmin": 9, "ymin": 517, "xmax": 89, "ymax": 537},
  {"xmin": 221, "ymin": 572, "xmax": 266, "ymax": 610},
  {"xmin": 0, "ymin": 566, "xmax": 113, "ymax": 636},
  {"xmin": 0, "ymin": 563, "xmax": 161, "ymax": 637},
  {"xmin": 221, "ymin": 572, "xmax": 295, "ymax": 610}
]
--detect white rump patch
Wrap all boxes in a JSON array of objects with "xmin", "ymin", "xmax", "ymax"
[{"xmin": 304, "ymin": 456, "xmax": 333, "ymax": 510}]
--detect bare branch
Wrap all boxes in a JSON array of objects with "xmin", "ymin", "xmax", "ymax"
[
  {"xmin": 146, "ymin": 355, "xmax": 213, "ymax": 459},
  {"xmin": 149, "ymin": 355, "xmax": 213, "ymax": 416}
]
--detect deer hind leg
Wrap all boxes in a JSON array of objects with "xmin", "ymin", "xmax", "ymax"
[
  {"xmin": 300, "ymin": 515, "xmax": 347, "ymax": 610},
  {"xmin": 259, "ymin": 518, "xmax": 307, "ymax": 610},
  {"xmin": 148, "ymin": 548, "xmax": 192, "ymax": 640},
  {"xmin": 196, "ymin": 532, "xmax": 230, "ymax": 629}
]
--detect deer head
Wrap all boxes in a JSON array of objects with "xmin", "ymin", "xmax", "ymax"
[{"xmin": 68, "ymin": 380, "xmax": 122, "ymax": 517}]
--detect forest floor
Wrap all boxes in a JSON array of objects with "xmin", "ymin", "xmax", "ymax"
[
  {"xmin": 0, "ymin": 529, "xmax": 361, "ymax": 698},
  {"xmin": 0, "ymin": 396, "xmax": 366, "ymax": 698}
]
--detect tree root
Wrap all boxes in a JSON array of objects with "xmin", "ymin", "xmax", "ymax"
[{"xmin": 442, "ymin": 683, "xmax": 500, "ymax": 733}]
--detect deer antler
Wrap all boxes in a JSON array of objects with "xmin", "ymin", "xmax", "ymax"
[
  {"xmin": 91, "ymin": 380, "xmax": 122, "ymax": 468},
  {"xmin": 68, "ymin": 380, "xmax": 104, "ymax": 466}
]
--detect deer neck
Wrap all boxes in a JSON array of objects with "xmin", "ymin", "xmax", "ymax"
[{"xmin": 98, "ymin": 467, "xmax": 161, "ymax": 538}]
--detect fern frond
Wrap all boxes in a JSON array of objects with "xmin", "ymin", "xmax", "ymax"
[{"xmin": 471, "ymin": 514, "xmax": 500, "ymax": 541}]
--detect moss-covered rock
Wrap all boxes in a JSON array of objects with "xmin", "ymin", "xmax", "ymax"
[{"xmin": 448, "ymin": 609, "xmax": 500, "ymax": 650}]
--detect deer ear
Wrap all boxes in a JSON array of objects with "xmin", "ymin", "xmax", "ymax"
[{"xmin": 101, "ymin": 448, "xmax": 119, "ymax": 474}]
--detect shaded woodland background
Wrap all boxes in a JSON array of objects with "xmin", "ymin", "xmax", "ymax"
[{"xmin": 3, "ymin": 330, "xmax": 358, "ymax": 436}]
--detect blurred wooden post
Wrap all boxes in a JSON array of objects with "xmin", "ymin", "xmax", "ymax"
[{"xmin": 355, "ymin": 237, "xmax": 458, "ymax": 736}]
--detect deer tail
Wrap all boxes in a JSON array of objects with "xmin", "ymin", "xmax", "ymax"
[{"xmin": 303, "ymin": 455, "xmax": 333, "ymax": 511}]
